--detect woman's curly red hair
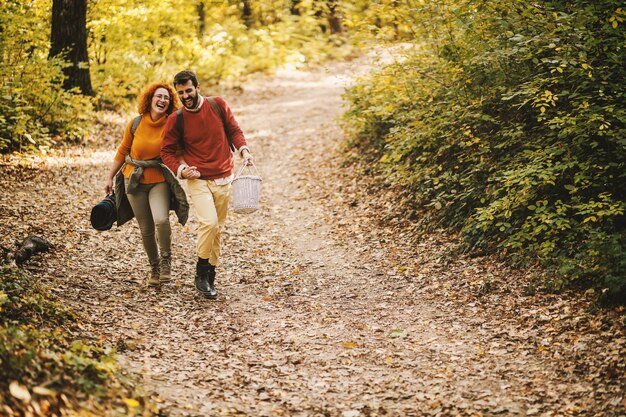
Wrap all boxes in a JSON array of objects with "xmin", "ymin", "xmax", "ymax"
[{"xmin": 137, "ymin": 82, "xmax": 179, "ymax": 116}]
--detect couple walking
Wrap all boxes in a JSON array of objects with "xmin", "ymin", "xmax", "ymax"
[{"xmin": 104, "ymin": 70, "xmax": 253, "ymax": 299}]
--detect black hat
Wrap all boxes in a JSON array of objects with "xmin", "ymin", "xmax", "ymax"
[{"xmin": 90, "ymin": 193, "xmax": 117, "ymax": 231}]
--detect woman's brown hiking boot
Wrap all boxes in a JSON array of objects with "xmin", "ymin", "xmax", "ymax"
[
  {"xmin": 160, "ymin": 252, "xmax": 172, "ymax": 283},
  {"xmin": 147, "ymin": 260, "xmax": 160, "ymax": 287}
]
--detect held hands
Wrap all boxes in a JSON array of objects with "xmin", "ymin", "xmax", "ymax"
[
  {"xmin": 181, "ymin": 165, "xmax": 201, "ymax": 179},
  {"xmin": 180, "ymin": 151, "xmax": 253, "ymax": 180}
]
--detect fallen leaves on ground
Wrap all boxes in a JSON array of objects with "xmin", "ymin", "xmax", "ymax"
[{"xmin": 0, "ymin": 54, "xmax": 624, "ymax": 416}]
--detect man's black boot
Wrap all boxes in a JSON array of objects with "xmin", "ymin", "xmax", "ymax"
[
  {"xmin": 206, "ymin": 264, "xmax": 217, "ymax": 299},
  {"xmin": 195, "ymin": 262, "xmax": 211, "ymax": 295}
]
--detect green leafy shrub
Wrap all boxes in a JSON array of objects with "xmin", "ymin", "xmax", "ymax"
[
  {"xmin": 344, "ymin": 0, "xmax": 626, "ymax": 298},
  {"xmin": 88, "ymin": 0, "xmax": 353, "ymax": 110},
  {"xmin": 0, "ymin": 266, "xmax": 153, "ymax": 416},
  {"xmin": 0, "ymin": 0, "xmax": 93, "ymax": 153}
]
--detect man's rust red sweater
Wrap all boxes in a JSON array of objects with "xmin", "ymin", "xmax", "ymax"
[{"xmin": 160, "ymin": 96, "xmax": 247, "ymax": 180}]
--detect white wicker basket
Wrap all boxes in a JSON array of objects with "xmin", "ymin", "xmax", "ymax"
[{"xmin": 231, "ymin": 162, "xmax": 262, "ymax": 214}]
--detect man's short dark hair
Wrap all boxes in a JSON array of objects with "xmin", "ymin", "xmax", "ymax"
[{"xmin": 173, "ymin": 70, "xmax": 198, "ymax": 87}]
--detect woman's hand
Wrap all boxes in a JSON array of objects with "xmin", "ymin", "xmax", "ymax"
[
  {"xmin": 104, "ymin": 177, "xmax": 114, "ymax": 195},
  {"xmin": 105, "ymin": 160, "xmax": 124, "ymax": 195}
]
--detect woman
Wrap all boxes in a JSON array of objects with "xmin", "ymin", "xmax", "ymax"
[{"xmin": 104, "ymin": 83, "xmax": 188, "ymax": 287}]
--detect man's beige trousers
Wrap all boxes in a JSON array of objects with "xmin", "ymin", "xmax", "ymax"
[{"xmin": 187, "ymin": 179, "xmax": 231, "ymax": 266}]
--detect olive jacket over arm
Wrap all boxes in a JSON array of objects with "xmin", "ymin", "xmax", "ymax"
[{"xmin": 114, "ymin": 156, "xmax": 189, "ymax": 227}]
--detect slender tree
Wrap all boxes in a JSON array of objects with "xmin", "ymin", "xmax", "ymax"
[
  {"xmin": 197, "ymin": 1, "xmax": 206, "ymax": 37},
  {"xmin": 242, "ymin": 0, "xmax": 252, "ymax": 28},
  {"xmin": 327, "ymin": 0, "xmax": 343, "ymax": 34},
  {"xmin": 290, "ymin": 0, "xmax": 301, "ymax": 15},
  {"xmin": 49, "ymin": 0, "xmax": 93, "ymax": 95},
  {"xmin": 314, "ymin": 0, "xmax": 343, "ymax": 34}
]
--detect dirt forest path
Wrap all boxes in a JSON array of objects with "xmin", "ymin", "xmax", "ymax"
[{"xmin": 1, "ymin": 55, "xmax": 625, "ymax": 417}]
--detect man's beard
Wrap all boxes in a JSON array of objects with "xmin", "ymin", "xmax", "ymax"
[{"xmin": 184, "ymin": 95, "xmax": 198, "ymax": 109}]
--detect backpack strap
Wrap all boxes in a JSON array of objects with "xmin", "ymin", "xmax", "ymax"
[
  {"xmin": 116, "ymin": 115, "xmax": 142, "ymax": 180},
  {"xmin": 175, "ymin": 98, "xmax": 235, "ymax": 153},
  {"xmin": 124, "ymin": 115, "xmax": 142, "ymax": 159},
  {"xmin": 174, "ymin": 108, "xmax": 185, "ymax": 151},
  {"xmin": 206, "ymin": 96, "xmax": 235, "ymax": 152},
  {"xmin": 175, "ymin": 108, "xmax": 184, "ymax": 137},
  {"xmin": 130, "ymin": 115, "xmax": 142, "ymax": 137}
]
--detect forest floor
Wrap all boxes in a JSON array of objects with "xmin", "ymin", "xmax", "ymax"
[{"xmin": 1, "ymin": 52, "xmax": 625, "ymax": 417}]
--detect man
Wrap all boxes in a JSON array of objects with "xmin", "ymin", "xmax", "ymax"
[{"xmin": 161, "ymin": 70, "xmax": 253, "ymax": 299}]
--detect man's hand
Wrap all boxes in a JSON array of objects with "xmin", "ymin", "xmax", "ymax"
[
  {"xmin": 242, "ymin": 149, "xmax": 254, "ymax": 166},
  {"xmin": 181, "ymin": 165, "xmax": 201, "ymax": 179}
]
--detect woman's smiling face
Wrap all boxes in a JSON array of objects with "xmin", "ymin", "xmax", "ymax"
[{"xmin": 151, "ymin": 87, "xmax": 171, "ymax": 117}]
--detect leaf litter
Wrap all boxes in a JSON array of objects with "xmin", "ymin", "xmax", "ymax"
[{"xmin": 0, "ymin": 53, "xmax": 624, "ymax": 416}]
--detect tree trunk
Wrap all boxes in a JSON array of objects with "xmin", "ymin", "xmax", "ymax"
[
  {"xmin": 197, "ymin": 1, "xmax": 206, "ymax": 37},
  {"xmin": 327, "ymin": 0, "xmax": 343, "ymax": 34},
  {"xmin": 49, "ymin": 0, "xmax": 93, "ymax": 95},
  {"xmin": 242, "ymin": 0, "xmax": 253, "ymax": 28},
  {"xmin": 290, "ymin": 0, "xmax": 301, "ymax": 15}
]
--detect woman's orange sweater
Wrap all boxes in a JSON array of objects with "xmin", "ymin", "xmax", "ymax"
[{"xmin": 114, "ymin": 114, "xmax": 167, "ymax": 184}]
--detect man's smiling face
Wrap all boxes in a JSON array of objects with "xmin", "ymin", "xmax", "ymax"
[{"xmin": 176, "ymin": 80, "xmax": 200, "ymax": 109}]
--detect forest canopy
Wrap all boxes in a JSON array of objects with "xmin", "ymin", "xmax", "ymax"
[{"xmin": 0, "ymin": 0, "xmax": 355, "ymax": 153}]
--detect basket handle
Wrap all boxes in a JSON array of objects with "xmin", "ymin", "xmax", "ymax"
[{"xmin": 235, "ymin": 161, "xmax": 260, "ymax": 178}]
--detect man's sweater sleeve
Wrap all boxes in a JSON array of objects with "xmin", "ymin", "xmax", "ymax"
[
  {"xmin": 160, "ymin": 114, "xmax": 183, "ymax": 174},
  {"xmin": 216, "ymin": 97, "xmax": 247, "ymax": 153}
]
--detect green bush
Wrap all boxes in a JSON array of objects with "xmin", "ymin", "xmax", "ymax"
[
  {"xmin": 0, "ymin": 0, "xmax": 93, "ymax": 153},
  {"xmin": 88, "ymin": 0, "xmax": 353, "ymax": 110},
  {"xmin": 344, "ymin": 0, "xmax": 626, "ymax": 298},
  {"xmin": 0, "ymin": 266, "xmax": 153, "ymax": 416}
]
